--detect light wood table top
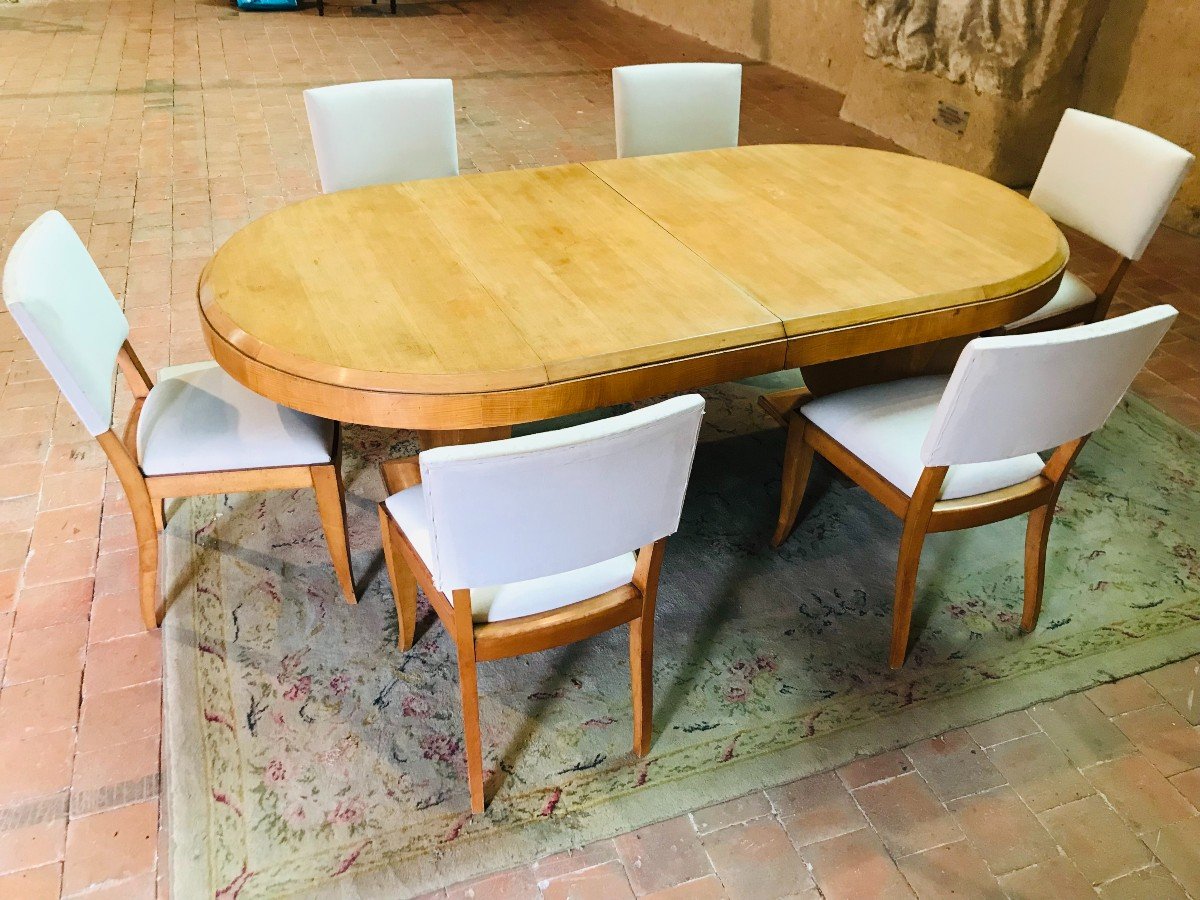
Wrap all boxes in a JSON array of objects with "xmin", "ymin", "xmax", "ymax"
[{"xmin": 199, "ymin": 144, "xmax": 1067, "ymax": 431}]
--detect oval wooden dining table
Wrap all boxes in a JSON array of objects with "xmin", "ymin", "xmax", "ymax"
[{"xmin": 198, "ymin": 144, "xmax": 1068, "ymax": 447}]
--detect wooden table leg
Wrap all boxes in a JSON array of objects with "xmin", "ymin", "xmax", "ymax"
[{"xmin": 416, "ymin": 426, "xmax": 513, "ymax": 451}]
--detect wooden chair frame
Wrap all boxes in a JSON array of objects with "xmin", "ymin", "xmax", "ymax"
[
  {"xmin": 1006, "ymin": 255, "xmax": 1132, "ymax": 334},
  {"xmin": 99, "ymin": 341, "xmax": 356, "ymax": 630},
  {"xmin": 763, "ymin": 393, "xmax": 1088, "ymax": 669},
  {"xmin": 378, "ymin": 457, "xmax": 666, "ymax": 814}
]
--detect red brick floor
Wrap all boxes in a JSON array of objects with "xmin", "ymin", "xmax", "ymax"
[{"xmin": 0, "ymin": 0, "xmax": 1198, "ymax": 897}]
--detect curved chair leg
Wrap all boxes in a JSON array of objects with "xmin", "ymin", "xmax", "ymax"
[
  {"xmin": 630, "ymin": 613, "xmax": 654, "ymax": 756},
  {"xmin": 311, "ymin": 464, "xmax": 356, "ymax": 604},
  {"xmin": 96, "ymin": 432, "xmax": 161, "ymax": 628},
  {"xmin": 456, "ymin": 642, "xmax": 486, "ymax": 814},
  {"xmin": 772, "ymin": 414, "xmax": 815, "ymax": 548},
  {"xmin": 152, "ymin": 499, "xmax": 166, "ymax": 532},
  {"xmin": 630, "ymin": 539, "xmax": 666, "ymax": 756},
  {"xmin": 378, "ymin": 506, "xmax": 418, "ymax": 650},
  {"xmin": 1020, "ymin": 436, "xmax": 1088, "ymax": 633},
  {"xmin": 890, "ymin": 519, "xmax": 929, "ymax": 669},
  {"xmin": 133, "ymin": 506, "xmax": 161, "ymax": 630},
  {"xmin": 1023, "ymin": 504, "xmax": 1055, "ymax": 633},
  {"xmin": 890, "ymin": 467, "xmax": 945, "ymax": 669}
]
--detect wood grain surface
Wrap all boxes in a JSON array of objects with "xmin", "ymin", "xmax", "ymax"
[{"xmin": 199, "ymin": 144, "xmax": 1067, "ymax": 429}]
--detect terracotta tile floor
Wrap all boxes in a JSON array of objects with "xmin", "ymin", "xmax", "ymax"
[{"xmin": 0, "ymin": 0, "xmax": 1198, "ymax": 896}]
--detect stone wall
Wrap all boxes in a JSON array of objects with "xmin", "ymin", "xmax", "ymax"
[
  {"xmin": 601, "ymin": 0, "xmax": 862, "ymax": 92},
  {"xmin": 602, "ymin": 0, "xmax": 767, "ymax": 61},
  {"xmin": 600, "ymin": 0, "xmax": 1200, "ymax": 235},
  {"xmin": 843, "ymin": 0, "xmax": 1109, "ymax": 185},
  {"xmin": 767, "ymin": 0, "xmax": 862, "ymax": 93}
]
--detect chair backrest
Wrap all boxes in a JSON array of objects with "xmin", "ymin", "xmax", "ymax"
[
  {"xmin": 613, "ymin": 63, "xmax": 742, "ymax": 159},
  {"xmin": 1030, "ymin": 109, "xmax": 1193, "ymax": 261},
  {"xmin": 303, "ymin": 79, "xmax": 460, "ymax": 193},
  {"xmin": 921, "ymin": 305, "xmax": 1177, "ymax": 467},
  {"xmin": 2, "ymin": 211, "xmax": 129, "ymax": 436},
  {"xmin": 419, "ymin": 395, "xmax": 705, "ymax": 591}
]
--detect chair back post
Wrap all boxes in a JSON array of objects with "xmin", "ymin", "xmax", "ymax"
[
  {"xmin": 1042, "ymin": 434, "xmax": 1091, "ymax": 488},
  {"xmin": 117, "ymin": 340, "xmax": 153, "ymax": 399},
  {"xmin": 116, "ymin": 341, "xmax": 153, "ymax": 456},
  {"xmin": 452, "ymin": 587, "xmax": 476, "ymax": 645},
  {"xmin": 909, "ymin": 466, "xmax": 949, "ymax": 516},
  {"xmin": 1091, "ymin": 257, "xmax": 1133, "ymax": 323},
  {"xmin": 632, "ymin": 538, "xmax": 668, "ymax": 618}
]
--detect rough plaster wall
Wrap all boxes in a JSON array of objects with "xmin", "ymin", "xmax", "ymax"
[
  {"xmin": 840, "ymin": 57, "xmax": 1080, "ymax": 183},
  {"xmin": 596, "ymin": 0, "xmax": 864, "ymax": 92},
  {"xmin": 1080, "ymin": 0, "xmax": 1200, "ymax": 234},
  {"xmin": 767, "ymin": 0, "xmax": 863, "ymax": 92},
  {"xmin": 602, "ymin": 0, "xmax": 767, "ymax": 59}
]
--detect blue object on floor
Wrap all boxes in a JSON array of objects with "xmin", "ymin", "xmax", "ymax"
[{"xmin": 235, "ymin": 0, "xmax": 299, "ymax": 9}]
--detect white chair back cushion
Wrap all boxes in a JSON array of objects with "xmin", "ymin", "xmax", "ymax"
[
  {"xmin": 1031, "ymin": 109, "xmax": 1194, "ymax": 260},
  {"xmin": 2, "ymin": 211, "xmax": 129, "ymax": 436},
  {"xmin": 922, "ymin": 305, "xmax": 1177, "ymax": 466},
  {"xmin": 303, "ymin": 79, "xmax": 460, "ymax": 193},
  {"xmin": 419, "ymin": 395, "xmax": 705, "ymax": 591},
  {"xmin": 613, "ymin": 63, "xmax": 741, "ymax": 159}
]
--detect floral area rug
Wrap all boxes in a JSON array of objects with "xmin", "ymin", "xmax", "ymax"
[{"xmin": 163, "ymin": 375, "xmax": 1200, "ymax": 899}]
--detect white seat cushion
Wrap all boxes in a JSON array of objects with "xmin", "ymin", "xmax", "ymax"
[
  {"xmin": 137, "ymin": 361, "xmax": 335, "ymax": 476},
  {"xmin": 1007, "ymin": 270, "xmax": 1097, "ymax": 330},
  {"xmin": 802, "ymin": 376, "xmax": 1046, "ymax": 500},
  {"xmin": 385, "ymin": 484, "xmax": 637, "ymax": 624}
]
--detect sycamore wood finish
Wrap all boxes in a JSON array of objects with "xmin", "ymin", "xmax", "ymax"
[
  {"xmin": 762, "ymin": 392, "xmax": 1091, "ymax": 669},
  {"xmin": 198, "ymin": 145, "xmax": 1067, "ymax": 433},
  {"xmin": 377, "ymin": 457, "xmax": 667, "ymax": 813},
  {"xmin": 98, "ymin": 341, "xmax": 356, "ymax": 630},
  {"xmin": 415, "ymin": 427, "xmax": 512, "ymax": 450}
]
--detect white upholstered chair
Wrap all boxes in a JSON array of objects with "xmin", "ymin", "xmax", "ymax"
[
  {"xmin": 1006, "ymin": 109, "xmax": 1192, "ymax": 332},
  {"xmin": 303, "ymin": 79, "xmax": 459, "ymax": 193},
  {"xmin": 2, "ymin": 212, "xmax": 356, "ymax": 629},
  {"xmin": 771, "ymin": 306, "xmax": 1177, "ymax": 668},
  {"xmin": 613, "ymin": 63, "xmax": 742, "ymax": 159},
  {"xmin": 378, "ymin": 395, "xmax": 705, "ymax": 812}
]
